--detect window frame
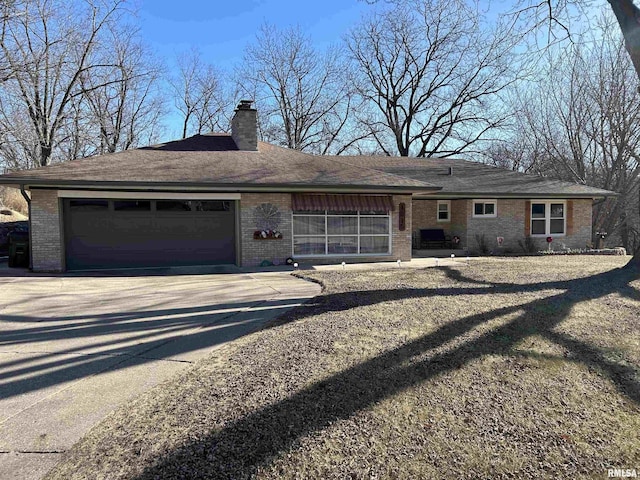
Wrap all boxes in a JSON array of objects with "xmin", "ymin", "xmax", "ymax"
[
  {"xmin": 472, "ymin": 199, "xmax": 497, "ymax": 218},
  {"xmin": 530, "ymin": 200, "xmax": 566, "ymax": 237},
  {"xmin": 292, "ymin": 210, "xmax": 392, "ymax": 257},
  {"xmin": 436, "ymin": 200, "xmax": 451, "ymax": 223}
]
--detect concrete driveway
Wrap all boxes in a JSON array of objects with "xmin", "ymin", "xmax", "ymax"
[{"xmin": 0, "ymin": 265, "xmax": 320, "ymax": 480}]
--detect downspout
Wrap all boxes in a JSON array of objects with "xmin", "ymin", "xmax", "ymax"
[{"xmin": 20, "ymin": 185, "xmax": 32, "ymax": 270}]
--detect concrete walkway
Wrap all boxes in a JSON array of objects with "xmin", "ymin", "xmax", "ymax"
[{"xmin": 0, "ymin": 268, "xmax": 321, "ymax": 480}]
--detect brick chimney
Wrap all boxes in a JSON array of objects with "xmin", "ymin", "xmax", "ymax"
[{"xmin": 231, "ymin": 100, "xmax": 257, "ymax": 151}]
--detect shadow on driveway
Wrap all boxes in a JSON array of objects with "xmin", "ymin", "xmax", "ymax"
[{"xmin": 0, "ymin": 269, "xmax": 318, "ymax": 402}]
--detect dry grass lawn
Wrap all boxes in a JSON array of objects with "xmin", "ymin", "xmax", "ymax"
[{"xmin": 46, "ymin": 257, "xmax": 640, "ymax": 479}]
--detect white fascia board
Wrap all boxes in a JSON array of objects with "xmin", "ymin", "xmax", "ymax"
[{"xmin": 57, "ymin": 190, "xmax": 241, "ymax": 200}]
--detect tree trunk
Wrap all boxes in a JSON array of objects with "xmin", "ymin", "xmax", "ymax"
[
  {"xmin": 607, "ymin": 0, "xmax": 640, "ymax": 268},
  {"xmin": 39, "ymin": 144, "xmax": 52, "ymax": 167}
]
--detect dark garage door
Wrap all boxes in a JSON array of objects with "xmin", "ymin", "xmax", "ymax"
[{"xmin": 64, "ymin": 198, "xmax": 236, "ymax": 270}]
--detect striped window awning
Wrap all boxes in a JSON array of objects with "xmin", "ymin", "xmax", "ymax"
[{"xmin": 291, "ymin": 194, "xmax": 394, "ymax": 212}]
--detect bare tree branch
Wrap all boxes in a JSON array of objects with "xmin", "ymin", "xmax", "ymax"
[
  {"xmin": 238, "ymin": 23, "xmax": 366, "ymax": 154},
  {"xmin": 347, "ymin": 0, "xmax": 518, "ymax": 157}
]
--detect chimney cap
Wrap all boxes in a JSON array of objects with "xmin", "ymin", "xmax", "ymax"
[{"xmin": 237, "ymin": 99, "xmax": 254, "ymax": 110}]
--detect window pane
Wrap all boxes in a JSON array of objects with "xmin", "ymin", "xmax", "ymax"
[
  {"xmin": 360, "ymin": 236, "xmax": 389, "ymax": 254},
  {"xmin": 532, "ymin": 219, "xmax": 546, "ymax": 235},
  {"xmin": 293, "ymin": 216, "xmax": 325, "ymax": 235},
  {"xmin": 114, "ymin": 200, "xmax": 150, "ymax": 211},
  {"xmin": 360, "ymin": 217, "xmax": 389, "ymax": 234},
  {"xmin": 474, "ymin": 203, "xmax": 483, "ymax": 215},
  {"xmin": 327, "ymin": 216, "xmax": 357, "ymax": 235},
  {"xmin": 156, "ymin": 200, "xmax": 192, "ymax": 211},
  {"xmin": 550, "ymin": 204, "xmax": 564, "ymax": 218},
  {"xmin": 438, "ymin": 211, "xmax": 449, "ymax": 220},
  {"xmin": 293, "ymin": 237, "xmax": 325, "ymax": 255},
  {"xmin": 532, "ymin": 203, "xmax": 545, "ymax": 218},
  {"xmin": 359, "ymin": 210, "xmax": 387, "ymax": 215},
  {"xmin": 195, "ymin": 201, "xmax": 231, "ymax": 211},
  {"xmin": 328, "ymin": 236, "xmax": 358, "ymax": 254},
  {"xmin": 550, "ymin": 219, "xmax": 564, "ymax": 234},
  {"xmin": 69, "ymin": 199, "xmax": 108, "ymax": 211},
  {"xmin": 438, "ymin": 203, "xmax": 448, "ymax": 212},
  {"xmin": 484, "ymin": 203, "xmax": 495, "ymax": 215}
]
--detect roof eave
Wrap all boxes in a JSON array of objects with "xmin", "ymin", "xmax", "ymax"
[
  {"xmin": 1, "ymin": 178, "xmax": 441, "ymax": 195},
  {"xmin": 413, "ymin": 191, "xmax": 617, "ymax": 199}
]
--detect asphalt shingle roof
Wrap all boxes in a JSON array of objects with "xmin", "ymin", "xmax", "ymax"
[
  {"xmin": 0, "ymin": 133, "xmax": 615, "ymax": 197},
  {"xmin": 0, "ymin": 134, "xmax": 436, "ymax": 192},
  {"xmin": 337, "ymin": 156, "xmax": 614, "ymax": 197}
]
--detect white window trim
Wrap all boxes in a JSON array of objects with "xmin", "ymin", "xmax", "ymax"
[
  {"xmin": 291, "ymin": 211, "xmax": 392, "ymax": 257},
  {"xmin": 530, "ymin": 200, "xmax": 566, "ymax": 237},
  {"xmin": 472, "ymin": 199, "xmax": 497, "ymax": 218},
  {"xmin": 436, "ymin": 200, "xmax": 451, "ymax": 223}
]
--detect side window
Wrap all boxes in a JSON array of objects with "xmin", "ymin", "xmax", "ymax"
[
  {"xmin": 473, "ymin": 200, "xmax": 497, "ymax": 218},
  {"xmin": 113, "ymin": 200, "xmax": 151, "ymax": 211},
  {"xmin": 531, "ymin": 201, "xmax": 565, "ymax": 235},
  {"xmin": 437, "ymin": 200, "xmax": 450, "ymax": 222},
  {"xmin": 549, "ymin": 203, "xmax": 565, "ymax": 234},
  {"xmin": 69, "ymin": 199, "xmax": 108, "ymax": 211}
]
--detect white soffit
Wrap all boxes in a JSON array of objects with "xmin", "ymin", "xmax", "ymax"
[{"xmin": 57, "ymin": 190, "xmax": 241, "ymax": 200}]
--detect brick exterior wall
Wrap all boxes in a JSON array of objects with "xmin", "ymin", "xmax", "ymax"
[
  {"xmin": 30, "ymin": 189, "xmax": 64, "ymax": 272},
  {"xmin": 412, "ymin": 199, "xmax": 468, "ymax": 248},
  {"xmin": 240, "ymin": 193, "xmax": 293, "ymax": 267},
  {"xmin": 240, "ymin": 193, "xmax": 412, "ymax": 267},
  {"xmin": 392, "ymin": 195, "xmax": 413, "ymax": 261},
  {"xmin": 413, "ymin": 198, "xmax": 593, "ymax": 254},
  {"xmin": 465, "ymin": 199, "xmax": 592, "ymax": 254},
  {"xmin": 28, "ymin": 191, "xmax": 593, "ymax": 271},
  {"xmin": 231, "ymin": 107, "xmax": 258, "ymax": 151},
  {"xmin": 566, "ymin": 199, "xmax": 593, "ymax": 249},
  {"xmin": 466, "ymin": 199, "xmax": 525, "ymax": 253}
]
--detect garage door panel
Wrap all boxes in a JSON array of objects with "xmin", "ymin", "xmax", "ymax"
[
  {"xmin": 152, "ymin": 215, "xmax": 234, "ymax": 237},
  {"xmin": 64, "ymin": 199, "xmax": 237, "ymax": 270}
]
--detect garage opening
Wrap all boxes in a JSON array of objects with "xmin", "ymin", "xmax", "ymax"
[{"xmin": 63, "ymin": 198, "xmax": 236, "ymax": 270}]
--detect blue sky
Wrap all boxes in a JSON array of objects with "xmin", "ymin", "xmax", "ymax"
[{"xmin": 139, "ymin": 0, "xmax": 371, "ymax": 71}]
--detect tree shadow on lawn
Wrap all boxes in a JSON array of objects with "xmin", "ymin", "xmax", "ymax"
[{"xmin": 133, "ymin": 262, "xmax": 640, "ymax": 479}]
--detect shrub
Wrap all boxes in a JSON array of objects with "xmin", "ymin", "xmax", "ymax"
[
  {"xmin": 518, "ymin": 236, "xmax": 538, "ymax": 253},
  {"xmin": 474, "ymin": 234, "xmax": 490, "ymax": 254}
]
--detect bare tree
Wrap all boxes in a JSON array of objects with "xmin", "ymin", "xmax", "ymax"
[
  {"xmin": 238, "ymin": 23, "xmax": 364, "ymax": 155},
  {"xmin": 80, "ymin": 28, "xmax": 165, "ymax": 154},
  {"xmin": 346, "ymin": 0, "xmax": 518, "ymax": 158},
  {"xmin": 0, "ymin": 0, "xmax": 129, "ymax": 167},
  {"xmin": 0, "ymin": 1, "xmax": 21, "ymax": 83},
  {"xmin": 169, "ymin": 49, "xmax": 231, "ymax": 139},
  {"xmin": 502, "ymin": 21, "xmax": 640, "ymax": 253}
]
